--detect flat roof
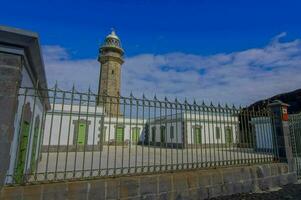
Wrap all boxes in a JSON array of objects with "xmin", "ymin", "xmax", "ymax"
[{"xmin": 0, "ymin": 25, "xmax": 49, "ymax": 108}]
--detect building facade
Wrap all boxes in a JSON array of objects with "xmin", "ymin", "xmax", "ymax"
[{"xmin": 0, "ymin": 26, "xmax": 50, "ymax": 184}]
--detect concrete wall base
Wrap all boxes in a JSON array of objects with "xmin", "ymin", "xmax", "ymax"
[{"xmin": 0, "ymin": 163, "xmax": 297, "ymax": 200}]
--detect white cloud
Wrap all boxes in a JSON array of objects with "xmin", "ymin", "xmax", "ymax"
[{"xmin": 43, "ymin": 33, "xmax": 301, "ymax": 106}]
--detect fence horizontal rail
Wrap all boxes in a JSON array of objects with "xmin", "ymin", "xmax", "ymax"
[{"xmin": 6, "ymin": 86, "xmax": 280, "ymax": 185}]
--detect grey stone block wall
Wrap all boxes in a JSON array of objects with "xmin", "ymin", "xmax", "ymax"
[
  {"xmin": 0, "ymin": 52, "xmax": 22, "ymax": 189},
  {"xmin": 0, "ymin": 163, "xmax": 297, "ymax": 200}
]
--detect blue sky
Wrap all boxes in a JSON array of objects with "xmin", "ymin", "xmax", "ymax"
[{"xmin": 1, "ymin": 0, "xmax": 301, "ymax": 105}]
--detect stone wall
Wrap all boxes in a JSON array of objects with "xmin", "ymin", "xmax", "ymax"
[
  {"xmin": 0, "ymin": 163, "xmax": 297, "ymax": 200},
  {"xmin": 0, "ymin": 52, "xmax": 22, "ymax": 189}
]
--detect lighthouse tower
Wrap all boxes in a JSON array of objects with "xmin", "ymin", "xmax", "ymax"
[{"xmin": 98, "ymin": 30, "xmax": 124, "ymax": 116}]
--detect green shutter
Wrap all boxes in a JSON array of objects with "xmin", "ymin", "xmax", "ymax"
[
  {"xmin": 77, "ymin": 122, "xmax": 86, "ymax": 145},
  {"xmin": 15, "ymin": 121, "xmax": 30, "ymax": 183},
  {"xmin": 131, "ymin": 127, "xmax": 140, "ymax": 143},
  {"xmin": 225, "ymin": 127, "xmax": 233, "ymax": 144},
  {"xmin": 194, "ymin": 127, "xmax": 202, "ymax": 144},
  {"xmin": 116, "ymin": 127, "xmax": 124, "ymax": 143}
]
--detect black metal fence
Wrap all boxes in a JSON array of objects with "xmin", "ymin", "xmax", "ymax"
[
  {"xmin": 289, "ymin": 113, "xmax": 301, "ymax": 178},
  {"xmin": 6, "ymin": 86, "xmax": 280, "ymax": 184}
]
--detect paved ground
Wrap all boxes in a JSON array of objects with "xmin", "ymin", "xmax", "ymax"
[
  {"xmin": 27, "ymin": 145, "xmax": 274, "ymax": 181},
  {"xmin": 210, "ymin": 183, "xmax": 301, "ymax": 200}
]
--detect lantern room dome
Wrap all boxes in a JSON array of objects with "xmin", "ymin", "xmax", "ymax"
[{"xmin": 100, "ymin": 29, "xmax": 123, "ymax": 54}]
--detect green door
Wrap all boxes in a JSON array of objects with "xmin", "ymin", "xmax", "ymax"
[
  {"xmin": 116, "ymin": 127, "xmax": 124, "ymax": 143},
  {"xmin": 15, "ymin": 121, "xmax": 30, "ymax": 183},
  {"xmin": 194, "ymin": 127, "xmax": 202, "ymax": 144},
  {"xmin": 160, "ymin": 126, "xmax": 166, "ymax": 143},
  {"xmin": 225, "ymin": 127, "xmax": 233, "ymax": 144},
  {"xmin": 77, "ymin": 122, "xmax": 86, "ymax": 145},
  {"xmin": 131, "ymin": 127, "xmax": 140, "ymax": 143}
]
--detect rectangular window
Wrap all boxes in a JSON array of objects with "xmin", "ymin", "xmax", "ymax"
[
  {"xmin": 215, "ymin": 127, "xmax": 221, "ymax": 140},
  {"xmin": 131, "ymin": 127, "xmax": 140, "ymax": 143},
  {"xmin": 160, "ymin": 126, "xmax": 166, "ymax": 143},
  {"xmin": 225, "ymin": 126, "xmax": 233, "ymax": 144},
  {"xmin": 77, "ymin": 122, "xmax": 87, "ymax": 145},
  {"xmin": 170, "ymin": 126, "xmax": 174, "ymax": 139},
  {"xmin": 116, "ymin": 126, "xmax": 124, "ymax": 143},
  {"xmin": 152, "ymin": 127, "xmax": 156, "ymax": 142},
  {"xmin": 194, "ymin": 126, "xmax": 202, "ymax": 144}
]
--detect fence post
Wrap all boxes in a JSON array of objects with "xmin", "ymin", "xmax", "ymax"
[{"xmin": 268, "ymin": 100, "xmax": 295, "ymax": 172}]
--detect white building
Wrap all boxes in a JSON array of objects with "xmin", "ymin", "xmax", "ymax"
[
  {"xmin": 147, "ymin": 112, "xmax": 239, "ymax": 148},
  {"xmin": 43, "ymin": 104, "xmax": 146, "ymax": 151},
  {"xmin": 42, "ymin": 104, "xmax": 239, "ymax": 150}
]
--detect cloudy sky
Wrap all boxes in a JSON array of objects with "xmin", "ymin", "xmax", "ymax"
[
  {"xmin": 1, "ymin": 0, "xmax": 301, "ymax": 105},
  {"xmin": 43, "ymin": 33, "xmax": 301, "ymax": 105}
]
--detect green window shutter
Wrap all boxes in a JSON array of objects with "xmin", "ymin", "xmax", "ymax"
[
  {"xmin": 225, "ymin": 127, "xmax": 233, "ymax": 144},
  {"xmin": 116, "ymin": 127, "xmax": 124, "ymax": 143},
  {"xmin": 15, "ymin": 121, "xmax": 30, "ymax": 183},
  {"xmin": 216, "ymin": 127, "xmax": 221, "ymax": 140},
  {"xmin": 131, "ymin": 127, "xmax": 140, "ymax": 143},
  {"xmin": 77, "ymin": 122, "xmax": 86, "ymax": 145},
  {"xmin": 194, "ymin": 127, "xmax": 202, "ymax": 144},
  {"xmin": 160, "ymin": 126, "xmax": 166, "ymax": 143}
]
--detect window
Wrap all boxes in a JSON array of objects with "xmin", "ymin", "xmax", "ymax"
[
  {"xmin": 194, "ymin": 126, "xmax": 202, "ymax": 144},
  {"xmin": 160, "ymin": 126, "xmax": 166, "ymax": 143},
  {"xmin": 116, "ymin": 126, "xmax": 124, "ymax": 143},
  {"xmin": 112, "ymin": 70, "xmax": 114, "ymax": 75},
  {"xmin": 152, "ymin": 127, "xmax": 156, "ymax": 142},
  {"xmin": 170, "ymin": 126, "xmax": 174, "ymax": 139},
  {"xmin": 131, "ymin": 127, "xmax": 140, "ymax": 143},
  {"xmin": 225, "ymin": 126, "xmax": 233, "ymax": 144},
  {"xmin": 77, "ymin": 122, "xmax": 87, "ymax": 145},
  {"xmin": 215, "ymin": 127, "xmax": 221, "ymax": 140},
  {"xmin": 73, "ymin": 120, "xmax": 90, "ymax": 145}
]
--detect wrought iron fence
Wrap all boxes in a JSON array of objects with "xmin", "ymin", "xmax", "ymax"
[
  {"xmin": 289, "ymin": 113, "xmax": 301, "ymax": 178},
  {"xmin": 6, "ymin": 86, "xmax": 280, "ymax": 185}
]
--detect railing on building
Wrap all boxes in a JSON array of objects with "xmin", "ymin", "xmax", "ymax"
[
  {"xmin": 289, "ymin": 113, "xmax": 301, "ymax": 178},
  {"xmin": 6, "ymin": 86, "xmax": 280, "ymax": 185}
]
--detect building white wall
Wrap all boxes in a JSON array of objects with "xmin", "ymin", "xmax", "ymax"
[
  {"xmin": 149, "ymin": 112, "xmax": 239, "ymax": 145},
  {"xmin": 43, "ymin": 104, "xmax": 146, "ymax": 146},
  {"xmin": 42, "ymin": 107, "xmax": 240, "ymax": 148}
]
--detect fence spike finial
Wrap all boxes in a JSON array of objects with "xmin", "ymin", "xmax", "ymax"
[
  {"xmin": 184, "ymin": 98, "xmax": 188, "ymax": 104},
  {"xmin": 154, "ymin": 94, "xmax": 157, "ymax": 100}
]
